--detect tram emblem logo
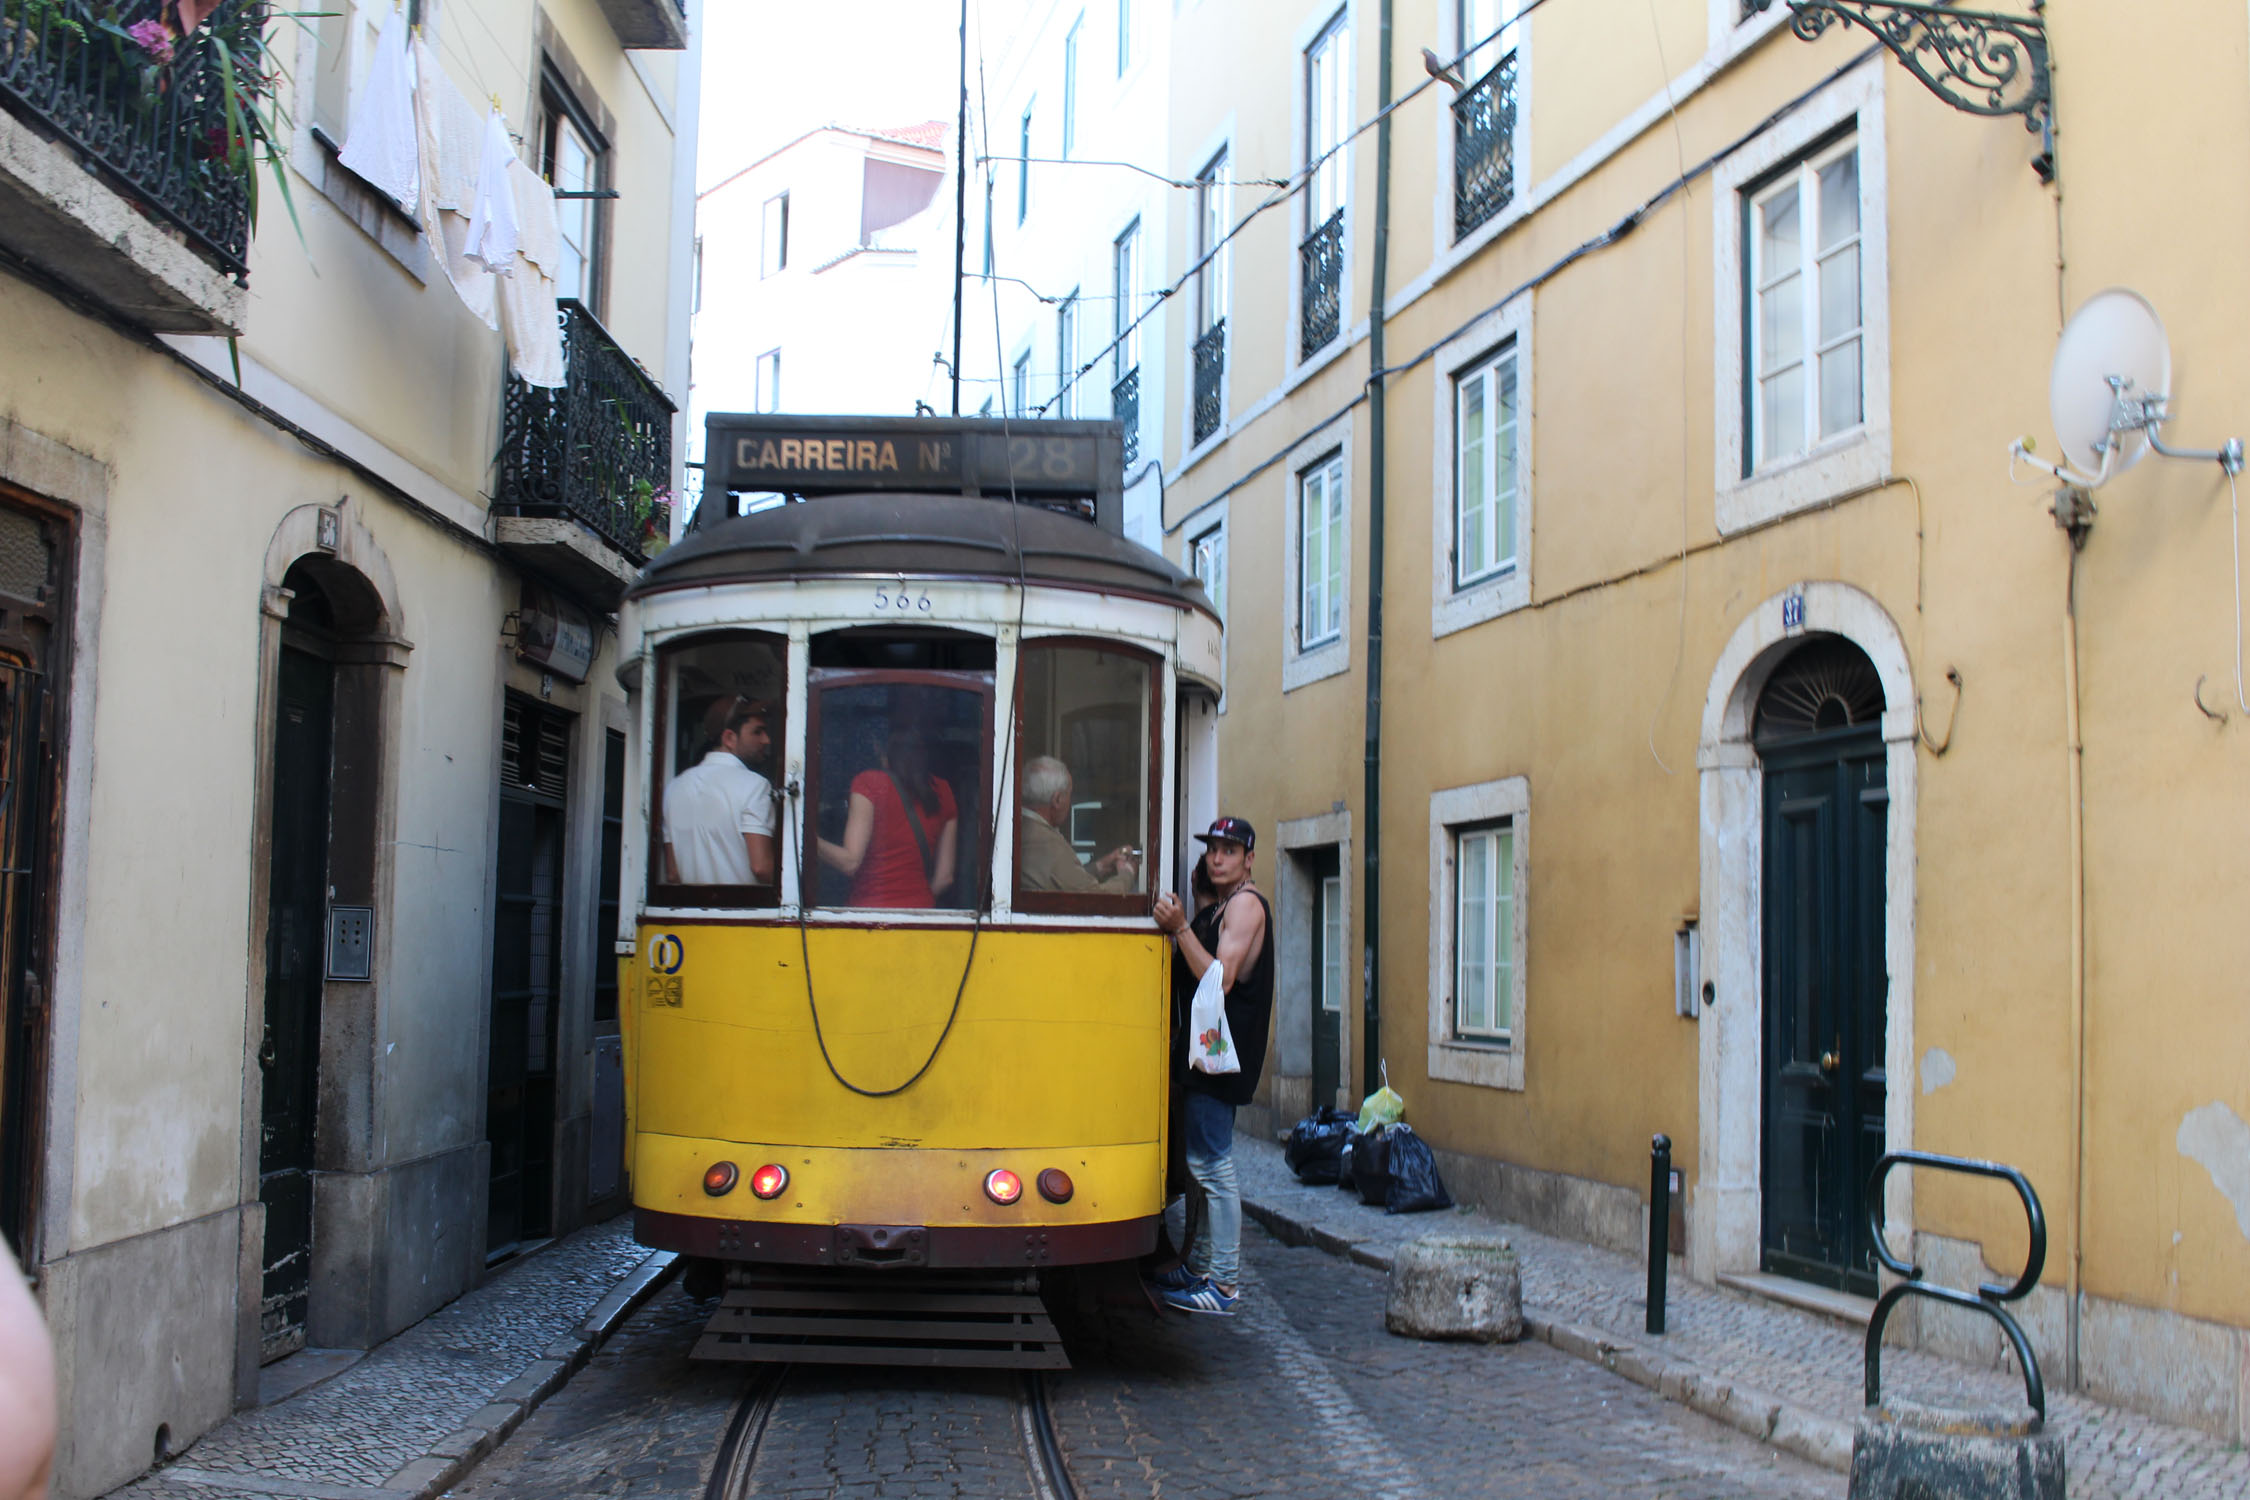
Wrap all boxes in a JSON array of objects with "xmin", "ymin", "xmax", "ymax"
[{"xmin": 647, "ymin": 933, "xmax": 685, "ymax": 1008}]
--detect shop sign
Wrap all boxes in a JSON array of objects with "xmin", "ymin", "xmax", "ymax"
[{"xmin": 518, "ymin": 581, "xmax": 595, "ymax": 682}]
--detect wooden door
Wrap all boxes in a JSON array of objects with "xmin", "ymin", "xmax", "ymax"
[
  {"xmin": 260, "ymin": 645, "xmax": 332, "ymax": 1359},
  {"xmin": 487, "ymin": 697, "xmax": 569, "ymax": 1259},
  {"xmin": 1310, "ymin": 851, "xmax": 1342, "ymax": 1109}
]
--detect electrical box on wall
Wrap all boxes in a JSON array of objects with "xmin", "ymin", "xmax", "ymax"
[
  {"xmin": 1674, "ymin": 921, "xmax": 1701, "ymax": 1019},
  {"xmin": 327, "ymin": 905, "xmax": 374, "ymax": 981}
]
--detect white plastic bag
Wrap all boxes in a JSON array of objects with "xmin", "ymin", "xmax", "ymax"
[{"xmin": 1187, "ymin": 961, "xmax": 1239, "ymax": 1075}]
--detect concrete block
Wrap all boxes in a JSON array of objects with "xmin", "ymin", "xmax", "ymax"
[
  {"xmin": 1848, "ymin": 1403, "xmax": 2063, "ymax": 1500},
  {"xmin": 1771, "ymin": 1404, "xmax": 1855, "ymax": 1472},
  {"xmin": 1383, "ymin": 1236, "xmax": 1523, "ymax": 1343}
]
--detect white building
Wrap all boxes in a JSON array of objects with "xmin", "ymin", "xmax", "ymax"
[
  {"xmin": 965, "ymin": 0, "xmax": 1175, "ymax": 553},
  {"xmin": 689, "ymin": 122, "xmax": 956, "ymax": 459}
]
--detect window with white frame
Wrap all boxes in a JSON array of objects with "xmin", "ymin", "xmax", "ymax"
[
  {"xmin": 1012, "ymin": 351, "xmax": 1032, "ymax": 417},
  {"xmin": 1062, "ymin": 16, "xmax": 1081, "ymax": 160},
  {"xmin": 1191, "ymin": 523, "xmax": 1226, "ymax": 619},
  {"xmin": 1055, "ymin": 291, "xmax": 1079, "ymax": 418},
  {"xmin": 1117, "ymin": 0, "xmax": 1131, "ymax": 75},
  {"xmin": 1018, "ymin": 102, "xmax": 1035, "ymax": 222},
  {"xmin": 1748, "ymin": 134, "xmax": 1862, "ymax": 471},
  {"xmin": 1426, "ymin": 774, "xmax": 1528, "ymax": 1090},
  {"xmin": 1453, "ymin": 341, "xmax": 1519, "ymax": 588},
  {"xmin": 1305, "ymin": 13, "xmax": 1349, "ymax": 225},
  {"xmin": 1452, "ymin": 822, "xmax": 1514, "ymax": 1040},
  {"xmin": 755, "ymin": 349, "xmax": 781, "ymax": 413},
  {"xmin": 1459, "ymin": 0, "xmax": 1518, "ymax": 80},
  {"xmin": 1195, "ymin": 152, "xmax": 1230, "ymax": 335},
  {"xmin": 761, "ymin": 193, "xmax": 788, "ymax": 278},
  {"xmin": 1298, "ymin": 453, "xmax": 1345, "ymax": 650},
  {"xmin": 1113, "ymin": 222, "xmax": 1140, "ymax": 379}
]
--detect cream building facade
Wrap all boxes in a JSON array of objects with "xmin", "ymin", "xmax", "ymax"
[
  {"xmin": 1117, "ymin": 0, "xmax": 2250, "ymax": 1448},
  {"xmin": 0, "ymin": 0, "xmax": 700, "ymax": 1490}
]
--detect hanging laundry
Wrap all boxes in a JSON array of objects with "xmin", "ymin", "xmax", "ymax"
[
  {"xmin": 410, "ymin": 35, "xmax": 495, "ymax": 327},
  {"xmin": 507, "ymin": 156, "xmax": 563, "ymax": 280},
  {"xmin": 338, "ymin": 7, "xmax": 420, "ymax": 214},
  {"xmin": 463, "ymin": 109, "xmax": 521, "ymax": 274},
  {"xmin": 499, "ymin": 252, "xmax": 566, "ymax": 388}
]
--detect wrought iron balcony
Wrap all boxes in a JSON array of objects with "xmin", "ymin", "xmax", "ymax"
[
  {"xmin": 1453, "ymin": 50, "xmax": 1519, "ymax": 241},
  {"xmin": 1112, "ymin": 365, "xmax": 1141, "ymax": 468},
  {"xmin": 495, "ymin": 300, "xmax": 676, "ymax": 598},
  {"xmin": 1299, "ymin": 208, "xmax": 1344, "ymax": 360},
  {"xmin": 0, "ymin": 0, "xmax": 261, "ymax": 275},
  {"xmin": 1192, "ymin": 321, "xmax": 1226, "ymax": 447}
]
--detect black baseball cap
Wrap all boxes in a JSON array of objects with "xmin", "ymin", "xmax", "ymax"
[{"xmin": 1192, "ymin": 816, "xmax": 1256, "ymax": 852}]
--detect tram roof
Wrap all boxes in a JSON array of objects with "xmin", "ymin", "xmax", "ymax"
[{"xmin": 628, "ymin": 492, "xmax": 1215, "ymax": 618}]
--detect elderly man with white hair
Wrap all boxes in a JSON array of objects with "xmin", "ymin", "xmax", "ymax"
[{"xmin": 1018, "ymin": 754, "xmax": 1140, "ymax": 892}]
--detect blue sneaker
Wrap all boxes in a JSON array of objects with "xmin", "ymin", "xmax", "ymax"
[
  {"xmin": 1160, "ymin": 1277, "xmax": 1241, "ymax": 1316},
  {"xmin": 1148, "ymin": 1263, "xmax": 1202, "ymax": 1293}
]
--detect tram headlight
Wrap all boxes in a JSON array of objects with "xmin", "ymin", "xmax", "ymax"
[
  {"xmin": 702, "ymin": 1161, "xmax": 739, "ymax": 1197},
  {"xmin": 1036, "ymin": 1168, "xmax": 1074, "ymax": 1204},
  {"xmin": 750, "ymin": 1163, "xmax": 789, "ymax": 1200},
  {"xmin": 983, "ymin": 1168, "xmax": 1024, "ymax": 1206}
]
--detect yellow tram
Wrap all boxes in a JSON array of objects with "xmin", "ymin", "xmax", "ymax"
[{"xmin": 614, "ymin": 416, "xmax": 1221, "ymax": 1358}]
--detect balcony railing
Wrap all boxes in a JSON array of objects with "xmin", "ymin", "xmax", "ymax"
[
  {"xmin": 496, "ymin": 300, "xmax": 676, "ymax": 566},
  {"xmin": 1299, "ymin": 208, "xmax": 1344, "ymax": 360},
  {"xmin": 1192, "ymin": 321, "xmax": 1225, "ymax": 446},
  {"xmin": 0, "ymin": 0, "xmax": 262, "ymax": 273},
  {"xmin": 1453, "ymin": 50, "xmax": 1519, "ymax": 242},
  {"xmin": 1112, "ymin": 364, "xmax": 1140, "ymax": 469}
]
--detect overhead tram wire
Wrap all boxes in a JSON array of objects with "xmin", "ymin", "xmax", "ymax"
[
  {"xmin": 1157, "ymin": 37, "xmax": 1886, "ymax": 539},
  {"xmin": 1025, "ymin": 3, "xmax": 1564, "ymax": 422},
  {"xmin": 978, "ymin": 155, "xmax": 1289, "ymax": 191}
]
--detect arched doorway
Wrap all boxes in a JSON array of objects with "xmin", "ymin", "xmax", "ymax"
[{"xmin": 1754, "ymin": 635, "xmax": 1888, "ymax": 1294}]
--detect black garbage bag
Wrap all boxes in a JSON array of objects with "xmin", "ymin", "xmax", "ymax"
[
  {"xmin": 1284, "ymin": 1106, "xmax": 1356, "ymax": 1184},
  {"xmin": 1382, "ymin": 1124, "xmax": 1454, "ymax": 1214},
  {"xmin": 1352, "ymin": 1125, "xmax": 1395, "ymax": 1208}
]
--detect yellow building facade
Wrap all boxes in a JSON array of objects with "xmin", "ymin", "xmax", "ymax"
[
  {"xmin": 0, "ymin": 0, "xmax": 700, "ymax": 1489},
  {"xmin": 1150, "ymin": 0, "xmax": 2250, "ymax": 1442}
]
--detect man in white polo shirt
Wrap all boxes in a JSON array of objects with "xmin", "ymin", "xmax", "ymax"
[{"xmin": 661, "ymin": 695, "xmax": 777, "ymax": 886}]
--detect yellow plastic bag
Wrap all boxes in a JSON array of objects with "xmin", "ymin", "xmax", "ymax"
[{"xmin": 1355, "ymin": 1085, "xmax": 1404, "ymax": 1134}]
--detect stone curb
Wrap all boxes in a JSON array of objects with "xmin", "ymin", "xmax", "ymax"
[
  {"xmin": 374, "ymin": 1248, "xmax": 681, "ymax": 1500},
  {"xmin": 1242, "ymin": 1197, "xmax": 1855, "ymax": 1475}
]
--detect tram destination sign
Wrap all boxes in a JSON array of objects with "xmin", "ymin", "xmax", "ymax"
[{"xmin": 704, "ymin": 414, "xmax": 1125, "ymax": 533}]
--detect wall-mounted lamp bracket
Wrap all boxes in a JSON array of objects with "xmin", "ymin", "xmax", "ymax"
[{"xmin": 1747, "ymin": 0, "xmax": 2054, "ymax": 182}]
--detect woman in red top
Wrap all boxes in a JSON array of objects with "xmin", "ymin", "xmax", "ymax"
[{"xmin": 815, "ymin": 725, "xmax": 959, "ymax": 907}]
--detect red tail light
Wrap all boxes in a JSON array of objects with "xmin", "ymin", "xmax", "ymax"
[
  {"xmin": 983, "ymin": 1168, "xmax": 1024, "ymax": 1205},
  {"xmin": 1036, "ymin": 1168, "xmax": 1074, "ymax": 1204},
  {"xmin": 750, "ymin": 1163, "xmax": 789, "ymax": 1200},
  {"xmin": 702, "ymin": 1161, "xmax": 739, "ymax": 1196}
]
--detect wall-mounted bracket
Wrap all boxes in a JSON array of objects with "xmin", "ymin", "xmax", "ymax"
[{"xmin": 1748, "ymin": 0, "xmax": 2054, "ymax": 182}]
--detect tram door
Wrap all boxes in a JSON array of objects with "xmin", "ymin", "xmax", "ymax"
[
  {"xmin": 259, "ymin": 644, "xmax": 332, "ymax": 1360},
  {"xmin": 486, "ymin": 696, "xmax": 568, "ymax": 1259}
]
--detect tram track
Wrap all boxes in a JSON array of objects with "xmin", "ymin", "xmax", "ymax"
[{"xmin": 702, "ymin": 1363, "xmax": 1081, "ymax": 1500}]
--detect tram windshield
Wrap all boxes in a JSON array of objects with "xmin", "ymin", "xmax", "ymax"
[
  {"xmin": 651, "ymin": 632, "xmax": 787, "ymax": 905},
  {"xmin": 808, "ymin": 630, "xmax": 994, "ymax": 911},
  {"xmin": 1013, "ymin": 641, "xmax": 1154, "ymax": 914}
]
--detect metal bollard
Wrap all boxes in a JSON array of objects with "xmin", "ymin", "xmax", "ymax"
[{"xmin": 1647, "ymin": 1133, "xmax": 1671, "ymax": 1335}]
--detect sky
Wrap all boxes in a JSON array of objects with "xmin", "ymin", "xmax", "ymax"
[{"xmin": 698, "ymin": 0, "xmax": 965, "ymax": 192}]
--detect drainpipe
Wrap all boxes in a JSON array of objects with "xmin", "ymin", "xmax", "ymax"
[
  {"xmin": 2063, "ymin": 544, "xmax": 2086, "ymax": 1388},
  {"xmin": 1359, "ymin": 0, "xmax": 1394, "ymax": 1098}
]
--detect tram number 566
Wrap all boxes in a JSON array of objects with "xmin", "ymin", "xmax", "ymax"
[{"xmin": 874, "ymin": 584, "xmax": 933, "ymax": 614}]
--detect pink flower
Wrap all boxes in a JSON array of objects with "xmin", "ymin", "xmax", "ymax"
[{"xmin": 126, "ymin": 18, "xmax": 175, "ymax": 63}]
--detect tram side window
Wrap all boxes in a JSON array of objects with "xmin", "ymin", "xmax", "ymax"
[
  {"xmin": 651, "ymin": 634, "xmax": 786, "ymax": 906},
  {"xmin": 1014, "ymin": 642, "xmax": 1155, "ymax": 913},
  {"xmin": 808, "ymin": 630, "xmax": 995, "ymax": 911}
]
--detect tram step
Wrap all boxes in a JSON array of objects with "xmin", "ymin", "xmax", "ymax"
[{"xmin": 691, "ymin": 1270, "xmax": 1070, "ymax": 1370}]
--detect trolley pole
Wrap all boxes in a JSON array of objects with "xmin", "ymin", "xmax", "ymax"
[{"xmin": 949, "ymin": 0, "xmax": 968, "ymax": 414}]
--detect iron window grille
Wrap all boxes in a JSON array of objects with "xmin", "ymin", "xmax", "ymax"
[
  {"xmin": 496, "ymin": 299, "xmax": 677, "ymax": 565},
  {"xmin": 1452, "ymin": 49, "xmax": 1519, "ymax": 241},
  {"xmin": 1192, "ymin": 321, "xmax": 1226, "ymax": 446},
  {"xmin": 1299, "ymin": 208, "xmax": 1345, "ymax": 359},
  {"xmin": 1112, "ymin": 366, "xmax": 1140, "ymax": 468},
  {"xmin": 0, "ymin": 0, "xmax": 264, "ymax": 275}
]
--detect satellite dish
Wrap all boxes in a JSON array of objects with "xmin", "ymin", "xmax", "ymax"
[{"xmin": 2049, "ymin": 288, "xmax": 2170, "ymax": 481}]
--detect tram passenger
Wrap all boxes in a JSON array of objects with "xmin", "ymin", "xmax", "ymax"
[
  {"xmin": 1017, "ymin": 755, "xmax": 1140, "ymax": 893},
  {"xmin": 661, "ymin": 696, "xmax": 777, "ymax": 886},
  {"xmin": 815, "ymin": 723, "xmax": 959, "ymax": 907},
  {"xmin": 1150, "ymin": 817, "xmax": 1272, "ymax": 1317}
]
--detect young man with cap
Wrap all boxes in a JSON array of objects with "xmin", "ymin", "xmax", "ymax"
[{"xmin": 1151, "ymin": 816, "xmax": 1273, "ymax": 1315}]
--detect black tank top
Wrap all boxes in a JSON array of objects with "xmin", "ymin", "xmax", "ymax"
[{"xmin": 1181, "ymin": 887, "xmax": 1275, "ymax": 1108}]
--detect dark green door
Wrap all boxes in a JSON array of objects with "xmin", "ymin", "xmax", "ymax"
[
  {"xmin": 1310, "ymin": 849, "xmax": 1342, "ymax": 1109},
  {"xmin": 1756, "ymin": 637, "xmax": 1888, "ymax": 1296},
  {"xmin": 487, "ymin": 697, "xmax": 569, "ymax": 1259},
  {"xmin": 260, "ymin": 645, "xmax": 332, "ymax": 1359}
]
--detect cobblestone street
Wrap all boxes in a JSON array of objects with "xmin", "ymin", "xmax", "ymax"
[{"xmin": 450, "ymin": 1222, "xmax": 1840, "ymax": 1498}]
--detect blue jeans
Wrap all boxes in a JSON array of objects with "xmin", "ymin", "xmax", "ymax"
[{"xmin": 1178, "ymin": 1090, "xmax": 1241, "ymax": 1288}]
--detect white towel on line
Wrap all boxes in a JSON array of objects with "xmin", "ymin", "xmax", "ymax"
[
  {"xmin": 337, "ymin": 7, "xmax": 420, "ymax": 213},
  {"xmin": 410, "ymin": 34, "xmax": 495, "ymax": 327},
  {"xmin": 499, "ymin": 253, "xmax": 566, "ymax": 388},
  {"xmin": 463, "ymin": 109, "xmax": 521, "ymax": 274},
  {"xmin": 508, "ymin": 156, "xmax": 563, "ymax": 278}
]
